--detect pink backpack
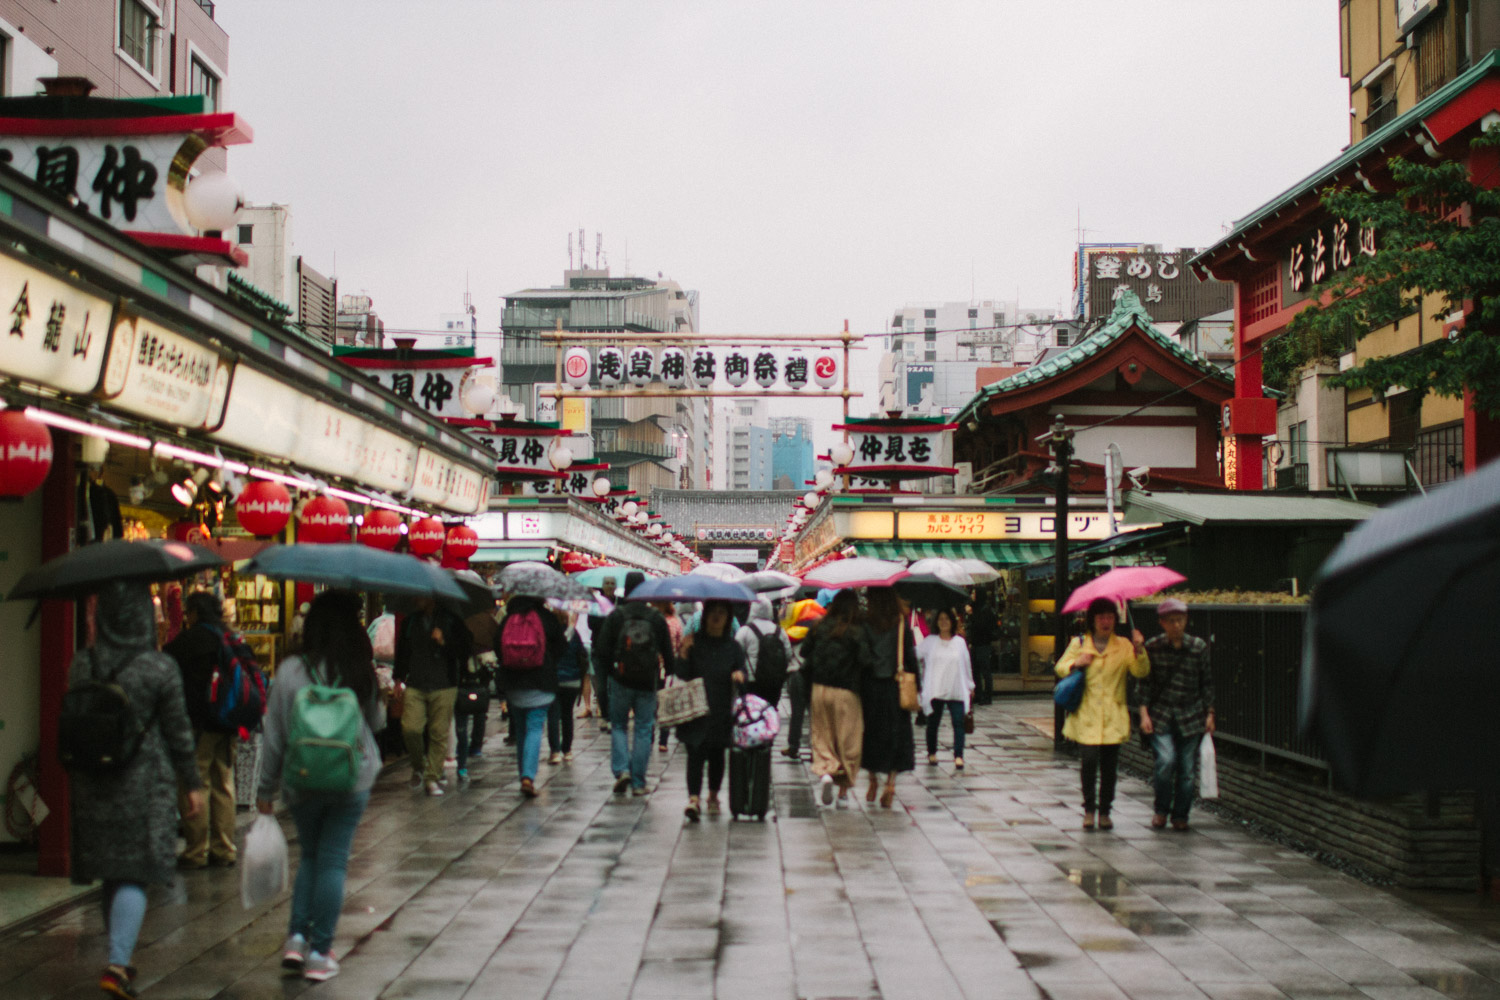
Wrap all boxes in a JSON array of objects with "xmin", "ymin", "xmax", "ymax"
[{"xmin": 500, "ymin": 609, "xmax": 546, "ymax": 670}]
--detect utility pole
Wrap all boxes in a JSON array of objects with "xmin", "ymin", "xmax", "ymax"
[{"xmin": 1041, "ymin": 415, "xmax": 1074, "ymax": 746}]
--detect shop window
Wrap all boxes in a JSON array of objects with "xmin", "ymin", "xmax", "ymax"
[
  {"xmin": 189, "ymin": 55, "xmax": 220, "ymax": 111},
  {"xmin": 1363, "ymin": 72, "xmax": 1396, "ymax": 136}
]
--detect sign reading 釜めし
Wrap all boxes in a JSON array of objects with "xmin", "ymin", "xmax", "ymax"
[
  {"xmin": 0, "ymin": 250, "xmax": 114, "ymax": 395},
  {"xmin": 893, "ymin": 510, "xmax": 1123, "ymax": 541},
  {"xmin": 1079, "ymin": 246, "xmax": 1233, "ymax": 323},
  {"xmin": 97, "ymin": 305, "xmax": 233, "ymax": 430}
]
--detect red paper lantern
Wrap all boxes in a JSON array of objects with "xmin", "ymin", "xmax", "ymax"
[
  {"xmin": 0, "ymin": 410, "xmax": 53, "ymax": 498},
  {"xmin": 358, "ymin": 508, "xmax": 403, "ymax": 550},
  {"xmin": 559, "ymin": 551, "xmax": 590, "ymax": 574},
  {"xmin": 299, "ymin": 495, "xmax": 350, "ymax": 544},
  {"xmin": 168, "ymin": 519, "xmax": 210, "ymax": 545},
  {"xmin": 234, "ymin": 480, "xmax": 292, "ymax": 538},
  {"xmin": 408, "ymin": 517, "xmax": 445, "ymax": 556},
  {"xmin": 443, "ymin": 524, "xmax": 479, "ymax": 563}
]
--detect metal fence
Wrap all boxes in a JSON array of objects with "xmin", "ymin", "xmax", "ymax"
[{"xmin": 1131, "ymin": 603, "xmax": 1323, "ymax": 772}]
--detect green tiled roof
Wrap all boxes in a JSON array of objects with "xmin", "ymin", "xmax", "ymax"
[{"xmin": 958, "ymin": 290, "xmax": 1231, "ymax": 423}]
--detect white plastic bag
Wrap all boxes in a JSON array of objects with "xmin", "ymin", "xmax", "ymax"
[
  {"xmin": 241, "ymin": 813, "xmax": 289, "ymax": 909},
  {"xmin": 1198, "ymin": 733, "xmax": 1219, "ymax": 800}
]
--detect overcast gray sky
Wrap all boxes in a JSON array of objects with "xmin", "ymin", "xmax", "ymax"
[{"xmin": 219, "ymin": 2, "xmax": 1350, "ymax": 436}]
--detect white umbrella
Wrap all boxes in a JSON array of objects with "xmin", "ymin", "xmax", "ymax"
[
  {"xmin": 907, "ymin": 557, "xmax": 974, "ymax": 588},
  {"xmin": 744, "ymin": 569, "xmax": 800, "ymax": 597},
  {"xmin": 958, "ymin": 558, "xmax": 1001, "ymax": 584},
  {"xmin": 802, "ymin": 557, "xmax": 909, "ymax": 589},
  {"xmin": 689, "ymin": 562, "xmax": 748, "ymax": 583}
]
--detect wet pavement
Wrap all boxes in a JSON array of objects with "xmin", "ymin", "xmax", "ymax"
[{"xmin": 7, "ymin": 697, "xmax": 1500, "ymax": 999}]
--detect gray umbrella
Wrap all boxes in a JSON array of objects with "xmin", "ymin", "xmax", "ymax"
[{"xmin": 496, "ymin": 561, "xmax": 594, "ymax": 603}]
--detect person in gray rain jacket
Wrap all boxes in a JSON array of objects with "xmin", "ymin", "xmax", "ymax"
[
  {"xmin": 68, "ymin": 580, "xmax": 204, "ymax": 1000},
  {"xmin": 734, "ymin": 597, "xmax": 792, "ymax": 706}
]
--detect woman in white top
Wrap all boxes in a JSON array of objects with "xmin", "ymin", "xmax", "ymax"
[{"xmin": 917, "ymin": 609, "xmax": 975, "ymax": 769}]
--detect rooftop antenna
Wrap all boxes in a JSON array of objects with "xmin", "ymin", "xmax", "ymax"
[
  {"xmin": 595, "ymin": 231, "xmax": 602, "ymax": 270},
  {"xmin": 578, "ymin": 227, "xmax": 586, "ymax": 269},
  {"xmin": 465, "ymin": 273, "xmax": 476, "ymax": 346},
  {"xmin": 567, "ymin": 231, "xmax": 574, "ymax": 270}
]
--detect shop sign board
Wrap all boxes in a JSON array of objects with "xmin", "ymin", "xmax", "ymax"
[
  {"xmin": 893, "ymin": 510, "xmax": 1122, "ymax": 541},
  {"xmin": 0, "ymin": 252, "xmax": 114, "ymax": 395},
  {"xmin": 1079, "ymin": 245, "xmax": 1233, "ymax": 323},
  {"xmin": 98, "ymin": 305, "xmax": 233, "ymax": 430},
  {"xmin": 528, "ymin": 470, "xmax": 599, "ymax": 498},
  {"xmin": 712, "ymin": 548, "xmax": 759, "ymax": 564},
  {"xmin": 840, "ymin": 428, "xmax": 954, "ymax": 480},
  {"xmin": 211, "ymin": 365, "xmax": 306, "ymax": 457},
  {"xmin": 533, "ymin": 384, "xmax": 591, "ymax": 432},
  {"xmin": 0, "ymin": 134, "xmax": 191, "ymax": 236},
  {"xmin": 1284, "ymin": 218, "xmax": 1377, "ymax": 302},
  {"xmin": 1397, "ymin": 0, "xmax": 1440, "ymax": 32},
  {"xmin": 412, "ymin": 448, "xmax": 459, "ymax": 506},
  {"xmin": 443, "ymin": 465, "xmax": 489, "ymax": 514},
  {"xmin": 357, "ymin": 360, "xmax": 489, "ymax": 419},
  {"xmin": 561, "ymin": 345, "xmax": 838, "ymax": 392},
  {"xmin": 507, "ymin": 511, "xmax": 559, "ymax": 540},
  {"xmin": 491, "ymin": 432, "xmax": 555, "ymax": 476}
]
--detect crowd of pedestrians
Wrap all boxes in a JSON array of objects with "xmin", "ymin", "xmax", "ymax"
[{"xmin": 69, "ymin": 566, "xmax": 1211, "ymax": 996}]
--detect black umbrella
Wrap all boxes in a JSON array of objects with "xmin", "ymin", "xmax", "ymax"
[
  {"xmin": 242, "ymin": 544, "xmax": 466, "ymax": 601},
  {"xmin": 1304, "ymin": 460, "xmax": 1500, "ymax": 796},
  {"xmin": 7, "ymin": 539, "xmax": 224, "ymax": 601},
  {"xmin": 893, "ymin": 573, "xmax": 969, "ymax": 610}
]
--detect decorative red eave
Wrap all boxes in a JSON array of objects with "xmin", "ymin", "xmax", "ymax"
[
  {"xmin": 0, "ymin": 112, "xmax": 253, "ymax": 145},
  {"xmin": 343, "ymin": 356, "xmax": 492, "ymax": 371},
  {"xmin": 123, "ymin": 231, "xmax": 247, "ymax": 266},
  {"xmin": 1421, "ymin": 77, "xmax": 1500, "ymax": 145}
]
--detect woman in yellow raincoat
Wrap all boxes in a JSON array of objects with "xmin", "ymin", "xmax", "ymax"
[{"xmin": 1055, "ymin": 597, "xmax": 1149, "ymax": 831}]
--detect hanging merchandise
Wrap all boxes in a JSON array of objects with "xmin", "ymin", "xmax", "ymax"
[
  {"xmin": 234, "ymin": 480, "xmax": 292, "ymax": 538},
  {"xmin": 627, "ymin": 346, "xmax": 655, "ymax": 387},
  {"xmin": 597, "ymin": 346, "xmax": 625, "ymax": 387},
  {"xmin": 563, "ymin": 347, "xmax": 592, "ymax": 388},
  {"xmin": 0, "ymin": 409, "xmax": 53, "ymax": 498},
  {"xmin": 784, "ymin": 351, "xmax": 809, "ymax": 390},
  {"xmin": 298, "ymin": 495, "xmax": 350, "ymax": 544},
  {"xmin": 813, "ymin": 352, "xmax": 839, "ymax": 388},
  {"xmin": 358, "ymin": 508, "xmax": 403, "ymax": 550},
  {"xmin": 408, "ymin": 516, "xmax": 445, "ymax": 556},
  {"xmin": 443, "ymin": 524, "xmax": 479, "ymax": 564},
  {"xmin": 724, "ymin": 350, "xmax": 750, "ymax": 387},
  {"xmin": 753, "ymin": 351, "xmax": 778, "ymax": 388},
  {"xmin": 690, "ymin": 348, "xmax": 717, "ymax": 388},
  {"xmin": 659, "ymin": 347, "xmax": 687, "ymax": 389}
]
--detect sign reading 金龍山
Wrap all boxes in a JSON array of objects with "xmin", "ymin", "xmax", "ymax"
[{"xmin": 831, "ymin": 417, "xmax": 957, "ymax": 481}]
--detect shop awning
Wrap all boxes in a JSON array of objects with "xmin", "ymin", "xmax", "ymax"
[
  {"xmin": 855, "ymin": 541, "xmax": 1055, "ymax": 565},
  {"xmin": 472, "ymin": 546, "xmax": 551, "ymax": 564}
]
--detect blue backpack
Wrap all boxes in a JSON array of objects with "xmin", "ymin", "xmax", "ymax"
[{"xmin": 209, "ymin": 628, "xmax": 268, "ymax": 732}]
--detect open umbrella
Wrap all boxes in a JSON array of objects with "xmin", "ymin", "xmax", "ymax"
[
  {"xmin": 957, "ymin": 558, "xmax": 1001, "ymax": 585},
  {"xmin": 1061, "ymin": 565, "xmax": 1186, "ymax": 614},
  {"xmin": 625, "ymin": 575, "xmax": 755, "ymax": 604},
  {"xmin": 893, "ymin": 574, "xmax": 970, "ymax": 610},
  {"xmin": 7, "ymin": 539, "xmax": 224, "ymax": 601},
  {"xmin": 496, "ymin": 561, "xmax": 594, "ymax": 603},
  {"xmin": 744, "ymin": 570, "xmax": 800, "ymax": 597},
  {"xmin": 907, "ymin": 557, "xmax": 974, "ymax": 588},
  {"xmin": 242, "ymin": 544, "xmax": 465, "ymax": 601},
  {"xmin": 688, "ymin": 563, "xmax": 747, "ymax": 583},
  {"xmin": 1304, "ymin": 460, "xmax": 1500, "ymax": 796},
  {"xmin": 570, "ymin": 565, "xmax": 630, "ymax": 590},
  {"xmin": 802, "ymin": 557, "xmax": 908, "ymax": 590}
]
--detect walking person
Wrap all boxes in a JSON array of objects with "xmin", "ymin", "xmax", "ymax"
[
  {"xmin": 256, "ymin": 590, "xmax": 385, "ymax": 983},
  {"xmin": 594, "ymin": 572, "xmax": 673, "ymax": 795},
  {"xmin": 859, "ymin": 588, "xmax": 918, "ymax": 807},
  {"xmin": 67, "ymin": 581, "xmax": 204, "ymax": 999},
  {"xmin": 163, "ymin": 591, "xmax": 240, "ymax": 869},
  {"xmin": 454, "ymin": 599, "xmax": 498, "ymax": 783},
  {"xmin": 967, "ymin": 588, "xmax": 999, "ymax": 705},
  {"xmin": 657, "ymin": 600, "xmax": 684, "ymax": 752},
  {"xmin": 587, "ymin": 577, "xmax": 619, "ymax": 730},
  {"xmin": 778, "ymin": 597, "xmax": 824, "ymax": 760},
  {"xmin": 547, "ymin": 609, "xmax": 586, "ymax": 763},
  {"xmin": 735, "ymin": 597, "xmax": 792, "ymax": 706},
  {"xmin": 918, "ymin": 608, "xmax": 976, "ymax": 769},
  {"xmin": 395, "ymin": 597, "xmax": 471, "ymax": 796},
  {"xmin": 1140, "ymin": 598, "xmax": 1214, "ymax": 831},
  {"xmin": 496, "ymin": 594, "xmax": 568, "ymax": 797},
  {"xmin": 1055, "ymin": 597, "xmax": 1150, "ymax": 831},
  {"xmin": 799, "ymin": 590, "xmax": 872, "ymax": 807},
  {"xmin": 675, "ymin": 600, "xmax": 749, "ymax": 821}
]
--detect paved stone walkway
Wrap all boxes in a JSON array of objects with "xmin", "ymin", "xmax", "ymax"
[{"xmin": 7, "ymin": 697, "xmax": 1500, "ymax": 999}]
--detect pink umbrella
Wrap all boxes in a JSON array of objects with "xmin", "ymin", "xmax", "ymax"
[{"xmin": 1061, "ymin": 566, "xmax": 1186, "ymax": 614}]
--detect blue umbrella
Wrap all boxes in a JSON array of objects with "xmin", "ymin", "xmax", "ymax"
[
  {"xmin": 624, "ymin": 575, "xmax": 755, "ymax": 604},
  {"xmin": 242, "ymin": 544, "xmax": 466, "ymax": 601}
]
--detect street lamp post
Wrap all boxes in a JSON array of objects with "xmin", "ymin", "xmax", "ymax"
[{"xmin": 1040, "ymin": 415, "xmax": 1075, "ymax": 746}]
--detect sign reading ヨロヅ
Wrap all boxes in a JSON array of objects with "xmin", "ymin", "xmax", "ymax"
[{"xmin": 893, "ymin": 510, "xmax": 1123, "ymax": 541}]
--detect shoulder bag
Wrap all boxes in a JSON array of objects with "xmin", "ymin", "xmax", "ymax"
[{"xmin": 895, "ymin": 619, "xmax": 920, "ymax": 712}]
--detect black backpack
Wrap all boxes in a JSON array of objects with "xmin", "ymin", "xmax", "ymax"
[
  {"xmin": 752, "ymin": 624, "xmax": 789, "ymax": 700},
  {"xmin": 58, "ymin": 651, "xmax": 153, "ymax": 776},
  {"xmin": 614, "ymin": 610, "xmax": 659, "ymax": 686}
]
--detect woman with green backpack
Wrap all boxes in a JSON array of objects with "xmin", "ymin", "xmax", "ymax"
[{"xmin": 256, "ymin": 590, "xmax": 386, "ymax": 983}]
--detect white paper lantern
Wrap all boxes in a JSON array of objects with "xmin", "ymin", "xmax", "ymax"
[
  {"xmin": 648, "ymin": 523, "xmax": 662, "ymax": 536},
  {"xmin": 622, "ymin": 500, "xmax": 639, "ymax": 516},
  {"xmin": 627, "ymin": 346, "xmax": 655, "ymax": 387},
  {"xmin": 803, "ymin": 491, "xmax": 819, "ymax": 508},
  {"xmin": 564, "ymin": 347, "xmax": 592, "ymax": 388},
  {"xmin": 184, "ymin": 170, "xmax": 243, "ymax": 233},
  {"xmin": 659, "ymin": 347, "xmax": 687, "ymax": 389},
  {"xmin": 592, "ymin": 477, "xmax": 611, "ymax": 496},
  {"xmin": 784, "ymin": 350, "xmax": 809, "ymax": 390},
  {"xmin": 459, "ymin": 369, "xmax": 497, "ymax": 415},
  {"xmin": 815, "ymin": 468, "xmax": 834, "ymax": 489},
  {"xmin": 549, "ymin": 444, "xmax": 574, "ymax": 470},
  {"xmin": 753, "ymin": 350, "xmax": 778, "ymax": 389},
  {"xmin": 724, "ymin": 350, "xmax": 750, "ymax": 388},
  {"xmin": 690, "ymin": 348, "xmax": 716, "ymax": 388},
  {"xmin": 597, "ymin": 346, "xmax": 625, "ymax": 387},
  {"xmin": 830, "ymin": 440, "xmax": 855, "ymax": 466},
  {"xmin": 813, "ymin": 352, "xmax": 839, "ymax": 389}
]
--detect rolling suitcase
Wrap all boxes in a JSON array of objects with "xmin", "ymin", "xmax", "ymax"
[{"xmin": 729, "ymin": 746, "xmax": 772, "ymax": 820}]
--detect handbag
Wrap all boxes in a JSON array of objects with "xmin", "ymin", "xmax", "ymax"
[
  {"xmin": 895, "ymin": 618, "xmax": 920, "ymax": 713},
  {"xmin": 656, "ymin": 677, "xmax": 709, "ymax": 728},
  {"xmin": 964, "ymin": 711, "xmax": 975, "ymax": 735},
  {"xmin": 1053, "ymin": 639, "xmax": 1086, "ymax": 713},
  {"xmin": 1198, "ymin": 733, "xmax": 1219, "ymax": 799}
]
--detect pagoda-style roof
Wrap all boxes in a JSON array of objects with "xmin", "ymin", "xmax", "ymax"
[{"xmin": 958, "ymin": 291, "xmax": 1231, "ymax": 423}]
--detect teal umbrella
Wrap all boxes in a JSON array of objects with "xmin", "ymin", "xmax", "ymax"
[
  {"xmin": 242, "ymin": 544, "xmax": 465, "ymax": 601},
  {"xmin": 570, "ymin": 565, "xmax": 630, "ymax": 590}
]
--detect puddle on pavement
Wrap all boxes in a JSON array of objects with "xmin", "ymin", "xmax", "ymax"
[
  {"xmin": 1078, "ymin": 936, "xmax": 1144, "ymax": 952},
  {"xmin": 1067, "ymin": 869, "xmax": 1123, "ymax": 897},
  {"xmin": 1112, "ymin": 911, "xmax": 1193, "ymax": 936}
]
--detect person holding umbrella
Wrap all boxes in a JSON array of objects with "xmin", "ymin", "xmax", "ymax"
[
  {"xmin": 1139, "ymin": 599, "xmax": 1214, "ymax": 831},
  {"xmin": 395, "ymin": 597, "xmax": 472, "ymax": 797},
  {"xmin": 799, "ymin": 590, "xmax": 872, "ymax": 807},
  {"xmin": 675, "ymin": 599, "xmax": 750, "ymax": 820},
  {"xmin": 1055, "ymin": 597, "xmax": 1150, "ymax": 831},
  {"xmin": 496, "ymin": 592, "xmax": 569, "ymax": 797},
  {"xmin": 861, "ymin": 588, "xmax": 917, "ymax": 807}
]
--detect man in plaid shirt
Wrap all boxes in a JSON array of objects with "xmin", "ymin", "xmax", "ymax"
[{"xmin": 1139, "ymin": 598, "xmax": 1214, "ymax": 831}]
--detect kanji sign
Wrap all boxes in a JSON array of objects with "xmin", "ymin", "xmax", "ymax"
[
  {"xmin": 1285, "ymin": 217, "xmax": 1376, "ymax": 298},
  {"xmin": 0, "ymin": 135, "xmax": 185, "ymax": 235},
  {"xmin": 0, "ymin": 250, "xmax": 113, "ymax": 395},
  {"xmin": 97, "ymin": 305, "xmax": 233, "ymax": 430}
]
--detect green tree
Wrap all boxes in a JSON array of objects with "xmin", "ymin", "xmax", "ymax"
[{"xmin": 1282, "ymin": 129, "xmax": 1500, "ymax": 416}]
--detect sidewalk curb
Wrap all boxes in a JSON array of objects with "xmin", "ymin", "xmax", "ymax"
[{"xmin": 0, "ymin": 885, "xmax": 100, "ymax": 940}]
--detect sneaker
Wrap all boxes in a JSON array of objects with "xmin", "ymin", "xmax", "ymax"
[
  {"xmin": 520, "ymin": 778, "xmax": 538, "ymax": 798},
  {"xmin": 281, "ymin": 933, "xmax": 307, "ymax": 973},
  {"xmin": 819, "ymin": 774, "xmax": 835, "ymax": 806},
  {"xmin": 437, "ymin": 776, "xmax": 450, "ymax": 788},
  {"xmin": 705, "ymin": 795, "xmax": 721, "ymax": 817},
  {"xmin": 632, "ymin": 785, "xmax": 649, "ymax": 797},
  {"xmin": 303, "ymin": 950, "xmax": 340, "ymax": 982},
  {"xmin": 780, "ymin": 746, "xmax": 800, "ymax": 759},
  {"xmin": 600, "ymin": 721, "xmax": 612, "ymax": 733},
  {"xmin": 425, "ymin": 781, "xmax": 444, "ymax": 797},
  {"xmin": 564, "ymin": 752, "xmax": 575, "ymax": 762},
  {"xmin": 457, "ymin": 768, "xmax": 468, "ymax": 783},
  {"xmin": 954, "ymin": 757, "xmax": 965, "ymax": 770},
  {"xmin": 613, "ymin": 772, "xmax": 631, "ymax": 795},
  {"xmin": 684, "ymin": 796, "xmax": 701, "ymax": 822},
  {"xmin": 549, "ymin": 752, "xmax": 562, "ymax": 765},
  {"xmin": 927, "ymin": 754, "xmax": 938, "ymax": 766},
  {"xmin": 99, "ymin": 965, "xmax": 137, "ymax": 998}
]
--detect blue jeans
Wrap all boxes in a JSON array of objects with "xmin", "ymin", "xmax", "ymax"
[
  {"xmin": 288, "ymin": 791, "xmax": 369, "ymax": 954},
  {"xmin": 102, "ymin": 881, "xmax": 147, "ymax": 967},
  {"xmin": 608, "ymin": 677, "xmax": 656, "ymax": 789},
  {"xmin": 513, "ymin": 705, "xmax": 548, "ymax": 781},
  {"xmin": 925, "ymin": 699, "xmax": 967, "ymax": 759},
  {"xmin": 1151, "ymin": 728, "xmax": 1203, "ymax": 821},
  {"xmin": 455, "ymin": 690, "xmax": 489, "ymax": 770}
]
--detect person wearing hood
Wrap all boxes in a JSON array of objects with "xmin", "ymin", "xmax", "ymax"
[
  {"xmin": 497, "ymin": 594, "xmax": 568, "ymax": 797},
  {"xmin": 734, "ymin": 597, "xmax": 792, "ymax": 706},
  {"xmin": 675, "ymin": 600, "xmax": 749, "ymax": 820},
  {"xmin": 69, "ymin": 581, "xmax": 204, "ymax": 1000}
]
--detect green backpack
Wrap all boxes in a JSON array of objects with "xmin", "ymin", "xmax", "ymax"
[{"xmin": 283, "ymin": 663, "xmax": 364, "ymax": 794}]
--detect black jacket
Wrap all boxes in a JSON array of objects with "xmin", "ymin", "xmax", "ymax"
[
  {"xmin": 164, "ymin": 623, "xmax": 229, "ymax": 733},
  {"xmin": 496, "ymin": 597, "xmax": 567, "ymax": 695},
  {"xmin": 394, "ymin": 606, "xmax": 473, "ymax": 690},
  {"xmin": 799, "ymin": 618, "xmax": 873, "ymax": 691},
  {"xmin": 592, "ymin": 602, "xmax": 673, "ymax": 693},
  {"xmin": 674, "ymin": 630, "xmax": 748, "ymax": 750}
]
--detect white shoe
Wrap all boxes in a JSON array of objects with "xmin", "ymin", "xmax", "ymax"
[
  {"xmin": 281, "ymin": 933, "xmax": 307, "ymax": 973},
  {"xmin": 819, "ymin": 774, "xmax": 835, "ymax": 805},
  {"xmin": 303, "ymin": 950, "xmax": 340, "ymax": 982},
  {"xmin": 425, "ymin": 781, "xmax": 444, "ymax": 797},
  {"xmin": 549, "ymin": 752, "xmax": 562, "ymax": 765}
]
